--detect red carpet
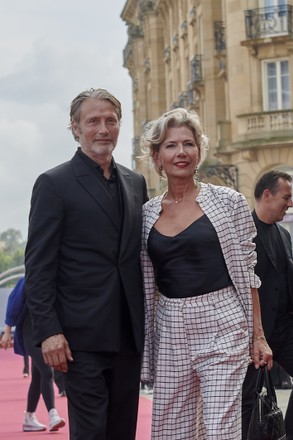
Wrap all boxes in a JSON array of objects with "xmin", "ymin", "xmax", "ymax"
[{"xmin": 0, "ymin": 348, "xmax": 152, "ymax": 439}]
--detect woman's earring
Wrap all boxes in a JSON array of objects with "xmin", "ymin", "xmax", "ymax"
[
  {"xmin": 194, "ymin": 167, "xmax": 199, "ymax": 187},
  {"xmin": 158, "ymin": 166, "xmax": 163, "ymax": 191}
]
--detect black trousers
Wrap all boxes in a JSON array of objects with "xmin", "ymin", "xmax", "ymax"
[
  {"xmin": 242, "ymin": 317, "xmax": 293, "ymax": 440},
  {"xmin": 23, "ymin": 354, "xmax": 30, "ymax": 375},
  {"xmin": 65, "ymin": 350, "xmax": 141, "ymax": 440}
]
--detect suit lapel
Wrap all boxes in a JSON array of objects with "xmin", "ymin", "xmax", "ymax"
[
  {"xmin": 277, "ymin": 224, "xmax": 292, "ymax": 260},
  {"xmin": 278, "ymin": 224, "xmax": 293, "ymax": 307},
  {"xmin": 71, "ymin": 152, "xmax": 120, "ymax": 231}
]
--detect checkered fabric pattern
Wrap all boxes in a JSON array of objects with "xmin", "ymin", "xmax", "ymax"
[
  {"xmin": 140, "ymin": 183, "xmax": 261, "ymax": 438},
  {"xmin": 152, "ymin": 287, "xmax": 249, "ymax": 439}
]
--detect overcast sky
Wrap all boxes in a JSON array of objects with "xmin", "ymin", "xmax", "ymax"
[{"xmin": 0, "ymin": 1, "xmax": 134, "ymax": 239}]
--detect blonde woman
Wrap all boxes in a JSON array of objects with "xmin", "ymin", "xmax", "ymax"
[{"xmin": 140, "ymin": 108, "xmax": 272, "ymax": 439}]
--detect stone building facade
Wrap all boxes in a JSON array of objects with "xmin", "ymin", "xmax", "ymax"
[{"xmin": 121, "ymin": 0, "xmax": 293, "ymax": 235}]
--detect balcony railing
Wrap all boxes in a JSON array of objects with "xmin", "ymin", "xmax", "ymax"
[
  {"xmin": 203, "ymin": 165, "xmax": 239, "ymax": 191},
  {"xmin": 237, "ymin": 110, "xmax": 293, "ymax": 140},
  {"xmin": 214, "ymin": 21, "xmax": 226, "ymax": 52},
  {"xmin": 190, "ymin": 55, "xmax": 203, "ymax": 83},
  {"xmin": 214, "ymin": 21, "xmax": 226, "ymax": 71},
  {"xmin": 178, "ymin": 92, "xmax": 189, "ymax": 108},
  {"xmin": 244, "ymin": 5, "xmax": 293, "ymax": 39}
]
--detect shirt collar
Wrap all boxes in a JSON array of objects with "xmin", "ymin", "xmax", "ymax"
[{"xmin": 77, "ymin": 147, "xmax": 117, "ymax": 179}]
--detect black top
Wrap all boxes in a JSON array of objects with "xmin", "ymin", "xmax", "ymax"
[{"xmin": 148, "ymin": 214, "xmax": 232, "ymax": 298}]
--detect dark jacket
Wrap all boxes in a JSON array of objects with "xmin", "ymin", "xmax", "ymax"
[
  {"xmin": 5, "ymin": 277, "xmax": 27, "ymax": 356},
  {"xmin": 252, "ymin": 210, "xmax": 293, "ymax": 338},
  {"xmin": 25, "ymin": 151, "xmax": 148, "ymax": 351}
]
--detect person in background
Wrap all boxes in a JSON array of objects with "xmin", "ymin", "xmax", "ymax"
[
  {"xmin": 54, "ymin": 370, "xmax": 67, "ymax": 397},
  {"xmin": 1, "ymin": 277, "xmax": 65, "ymax": 432},
  {"xmin": 25, "ymin": 88, "xmax": 148, "ymax": 440},
  {"xmin": 242, "ymin": 169, "xmax": 293, "ymax": 439},
  {"xmin": 23, "ymin": 354, "xmax": 29, "ymax": 378},
  {"xmin": 23, "ymin": 347, "xmax": 67, "ymax": 397},
  {"xmin": 140, "ymin": 108, "xmax": 272, "ymax": 439}
]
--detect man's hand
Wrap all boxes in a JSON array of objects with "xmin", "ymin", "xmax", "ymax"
[{"xmin": 41, "ymin": 334, "xmax": 73, "ymax": 372}]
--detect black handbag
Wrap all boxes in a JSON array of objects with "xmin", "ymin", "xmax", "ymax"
[{"xmin": 247, "ymin": 365, "xmax": 286, "ymax": 439}]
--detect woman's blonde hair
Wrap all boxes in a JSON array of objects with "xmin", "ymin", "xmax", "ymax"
[{"xmin": 141, "ymin": 108, "xmax": 209, "ymax": 174}]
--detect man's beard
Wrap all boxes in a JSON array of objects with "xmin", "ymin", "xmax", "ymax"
[{"xmin": 91, "ymin": 142, "xmax": 115, "ymax": 156}]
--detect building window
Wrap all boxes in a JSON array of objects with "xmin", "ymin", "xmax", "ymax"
[
  {"xmin": 262, "ymin": 59, "xmax": 290, "ymax": 111},
  {"xmin": 263, "ymin": 0, "xmax": 286, "ymax": 9}
]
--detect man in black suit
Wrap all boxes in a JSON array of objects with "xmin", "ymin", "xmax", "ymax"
[
  {"xmin": 242, "ymin": 169, "xmax": 293, "ymax": 439},
  {"xmin": 25, "ymin": 88, "xmax": 148, "ymax": 440}
]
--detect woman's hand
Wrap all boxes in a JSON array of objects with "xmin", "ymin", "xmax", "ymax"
[
  {"xmin": 252, "ymin": 336, "xmax": 273, "ymax": 370},
  {"xmin": 250, "ymin": 288, "xmax": 273, "ymax": 369},
  {"xmin": 1, "ymin": 326, "xmax": 12, "ymax": 349}
]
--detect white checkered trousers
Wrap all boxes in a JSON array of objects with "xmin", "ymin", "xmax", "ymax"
[
  {"xmin": 153, "ymin": 287, "xmax": 249, "ymax": 439},
  {"xmin": 141, "ymin": 183, "xmax": 261, "ymax": 439}
]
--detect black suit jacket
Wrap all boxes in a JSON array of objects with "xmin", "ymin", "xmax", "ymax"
[
  {"xmin": 25, "ymin": 151, "xmax": 148, "ymax": 352},
  {"xmin": 252, "ymin": 210, "xmax": 293, "ymax": 338}
]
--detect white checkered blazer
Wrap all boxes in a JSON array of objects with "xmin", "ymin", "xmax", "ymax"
[{"xmin": 140, "ymin": 182, "xmax": 261, "ymax": 382}]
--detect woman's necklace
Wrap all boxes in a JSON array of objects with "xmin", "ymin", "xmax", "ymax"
[
  {"xmin": 163, "ymin": 185, "xmax": 199, "ymax": 205},
  {"xmin": 164, "ymin": 194, "xmax": 183, "ymax": 204}
]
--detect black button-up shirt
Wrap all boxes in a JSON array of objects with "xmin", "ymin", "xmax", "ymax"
[{"xmin": 77, "ymin": 147, "xmax": 122, "ymax": 221}]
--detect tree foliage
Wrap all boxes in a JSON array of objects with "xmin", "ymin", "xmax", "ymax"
[{"xmin": 0, "ymin": 229, "xmax": 25, "ymax": 273}]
